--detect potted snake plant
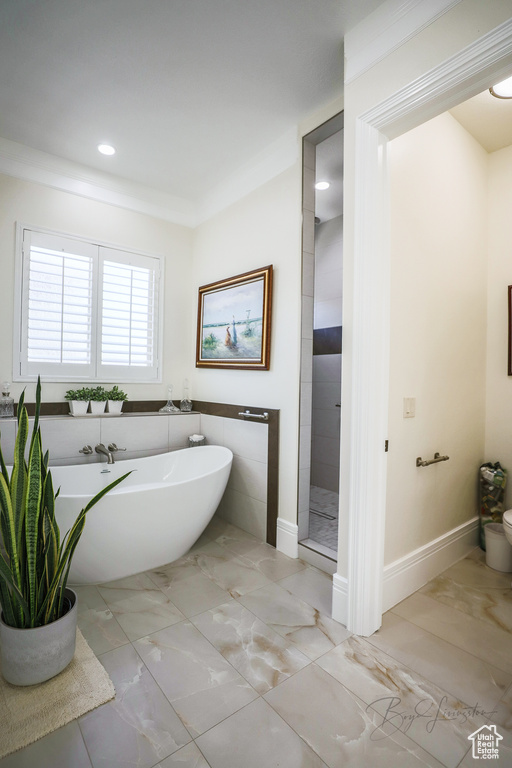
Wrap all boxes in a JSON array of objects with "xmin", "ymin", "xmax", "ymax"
[{"xmin": 0, "ymin": 378, "xmax": 129, "ymax": 685}]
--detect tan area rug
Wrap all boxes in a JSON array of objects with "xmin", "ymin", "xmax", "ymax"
[{"xmin": 0, "ymin": 628, "xmax": 115, "ymax": 759}]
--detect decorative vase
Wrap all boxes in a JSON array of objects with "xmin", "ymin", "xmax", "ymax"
[
  {"xmin": 107, "ymin": 400, "xmax": 123, "ymax": 414},
  {"xmin": 89, "ymin": 400, "xmax": 106, "ymax": 415},
  {"xmin": 0, "ymin": 588, "xmax": 78, "ymax": 686},
  {"xmin": 69, "ymin": 400, "xmax": 89, "ymax": 416}
]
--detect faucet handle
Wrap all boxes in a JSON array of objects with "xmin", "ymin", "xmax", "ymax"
[
  {"xmin": 108, "ymin": 443, "xmax": 127, "ymax": 452},
  {"xmin": 79, "ymin": 445, "xmax": 93, "ymax": 455}
]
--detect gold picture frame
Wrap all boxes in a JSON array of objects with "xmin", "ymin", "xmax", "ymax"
[{"xmin": 196, "ymin": 265, "xmax": 273, "ymax": 370}]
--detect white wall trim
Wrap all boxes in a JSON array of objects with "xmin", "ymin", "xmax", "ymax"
[
  {"xmin": 344, "ymin": 0, "xmax": 462, "ymax": 84},
  {"xmin": 345, "ymin": 17, "xmax": 512, "ymax": 637},
  {"xmin": 382, "ymin": 517, "xmax": 479, "ymax": 612},
  {"xmin": 364, "ymin": 17, "xmax": 512, "ymax": 139},
  {"xmin": 332, "ymin": 573, "xmax": 348, "ymax": 627},
  {"xmin": 276, "ymin": 517, "xmax": 299, "ymax": 559}
]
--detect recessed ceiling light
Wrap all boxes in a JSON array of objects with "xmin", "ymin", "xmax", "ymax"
[
  {"xmin": 97, "ymin": 144, "xmax": 116, "ymax": 156},
  {"xmin": 489, "ymin": 75, "xmax": 512, "ymax": 99},
  {"xmin": 315, "ymin": 181, "xmax": 330, "ymax": 190}
]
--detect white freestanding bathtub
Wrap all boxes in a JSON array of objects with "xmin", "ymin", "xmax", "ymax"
[{"xmin": 51, "ymin": 445, "xmax": 233, "ymax": 585}]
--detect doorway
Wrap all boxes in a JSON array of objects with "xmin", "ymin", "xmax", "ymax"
[
  {"xmin": 298, "ymin": 113, "xmax": 343, "ymax": 571},
  {"xmin": 341, "ymin": 21, "xmax": 512, "ymax": 636}
]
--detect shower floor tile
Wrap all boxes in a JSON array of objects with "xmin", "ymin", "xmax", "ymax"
[{"xmin": 308, "ymin": 485, "xmax": 339, "ymax": 550}]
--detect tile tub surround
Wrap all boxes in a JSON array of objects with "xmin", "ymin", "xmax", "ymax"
[
  {"xmin": 194, "ymin": 401, "xmax": 279, "ymax": 547},
  {"xmin": 0, "ymin": 411, "xmax": 201, "ymax": 465},
  {"xmin": 5, "ymin": 399, "xmax": 279, "ymax": 547},
  {"xmin": 3, "ymin": 530, "xmax": 512, "ymax": 768}
]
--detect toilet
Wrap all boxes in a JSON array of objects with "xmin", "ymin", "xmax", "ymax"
[{"xmin": 504, "ymin": 509, "xmax": 512, "ymax": 548}]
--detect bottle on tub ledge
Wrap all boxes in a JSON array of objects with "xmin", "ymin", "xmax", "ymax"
[
  {"xmin": 180, "ymin": 379, "xmax": 192, "ymax": 412},
  {"xmin": 0, "ymin": 382, "xmax": 14, "ymax": 418},
  {"xmin": 159, "ymin": 384, "xmax": 180, "ymax": 413}
]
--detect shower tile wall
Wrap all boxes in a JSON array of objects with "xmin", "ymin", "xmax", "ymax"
[
  {"xmin": 311, "ymin": 355, "xmax": 341, "ymax": 492},
  {"xmin": 311, "ymin": 216, "xmax": 342, "ymax": 494}
]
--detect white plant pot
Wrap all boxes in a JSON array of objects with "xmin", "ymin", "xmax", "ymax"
[
  {"xmin": 107, "ymin": 400, "xmax": 123, "ymax": 414},
  {"xmin": 0, "ymin": 588, "xmax": 77, "ymax": 686},
  {"xmin": 89, "ymin": 400, "xmax": 106, "ymax": 415},
  {"xmin": 69, "ymin": 400, "xmax": 89, "ymax": 416}
]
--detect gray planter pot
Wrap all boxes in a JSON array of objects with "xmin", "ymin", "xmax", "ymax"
[{"xmin": 0, "ymin": 588, "xmax": 77, "ymax": 686}]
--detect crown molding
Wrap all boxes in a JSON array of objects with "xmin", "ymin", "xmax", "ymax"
[
  {"xmin": 344, "ymin": 0, "xmax": 462, "ymax": 84},
  {"xmin": 363, "ymin": 16, "xmax": 512, "ymax": 138},
  {"xmin": 196, "ymin": 128, "xmax": 299, "ymax": 224},
  {"xmin": 0, "ymin": 130, "xmax": 300, "ymax": 229},
  {"xmin": 0, "ymin": 137, "xmax": 198, "ymax": 228}
]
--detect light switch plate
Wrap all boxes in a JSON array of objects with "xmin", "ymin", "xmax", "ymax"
[{"xmin": 403, "ymin": 397, "xmax": 416, "ymax": 418}]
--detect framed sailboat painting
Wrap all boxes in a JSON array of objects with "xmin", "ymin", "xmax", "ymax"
[{"xmin": 196, "ymin": 265, "xmax": 273, "ymax": 370}]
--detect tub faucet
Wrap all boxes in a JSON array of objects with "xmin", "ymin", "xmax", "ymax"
[{"xmin": 95, "ymin": 443, "xmax": 115, "ymax": 464}]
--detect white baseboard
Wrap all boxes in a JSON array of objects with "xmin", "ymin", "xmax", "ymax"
[
  {"xmin": 276, "ymin": 518, "xmax": 299, "ymax": 559},
  {"xmin": 332, "ymin": 573, "xmax": 348, "ymax": 627},
  {"xmin": 382, "ymin": 516, "xmax": 479, "ymax": 612}
]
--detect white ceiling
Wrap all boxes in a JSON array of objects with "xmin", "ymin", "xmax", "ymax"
[
  {"xmin": 315, "ymin": 129, "xmax": 343, "ymax": 223},
  {"xmin": 0, "ymin": 0, "xmax": 384, "ymax": 211},
  {"xmin": 450, "ymin": 86, "xmax": 512, "ymax": 153}
]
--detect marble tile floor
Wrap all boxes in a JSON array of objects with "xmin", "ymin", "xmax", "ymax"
[{"xmin": 2, "ymin": 525, "xmax": 511, "ymax": 768}]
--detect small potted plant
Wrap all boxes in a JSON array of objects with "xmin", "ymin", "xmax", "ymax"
[
  {"xmin": 64, "ymin": 387, "xmax": 90, "ymax": 416},
  {"xmin": 106, "ymin": 385, "xmax": 128, "ymax": 414},
  {"xmin": 87, "ymin": 385, "xmax": 108, "ymax": 415},
  {"xmin": 0, "ymin": 378, "xmax": 129, "ymax": 685}
]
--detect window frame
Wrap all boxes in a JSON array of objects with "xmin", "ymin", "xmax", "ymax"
[{"xmin": 13, "ymin": 223, "xmax": 164, "ymax": 384}]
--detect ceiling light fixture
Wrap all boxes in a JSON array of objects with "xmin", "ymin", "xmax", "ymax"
[
  {"xmin": 97, "ymin": 143, "xmax": 116, "ymax": 156},
  {"xmin": 315, "ymin": 181, "xmax": 330, "ymax": 190},
  {"xmin": 489, "ymin": 75, "xmax": 512, "ymax": 99}
]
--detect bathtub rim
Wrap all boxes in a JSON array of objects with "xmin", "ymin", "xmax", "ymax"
[{"xmin": 6, "ymin": 444, "xmax": 233, "ymax": 500}]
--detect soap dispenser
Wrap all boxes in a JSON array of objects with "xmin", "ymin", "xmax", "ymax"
[{"xmin": 0, "ymin": 382, "xmax": 14, "ymax": 418}]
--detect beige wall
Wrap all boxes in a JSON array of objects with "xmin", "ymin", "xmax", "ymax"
[
  {"xmin": 341, "ymin": 0, "xmax": 512, "ymax": 578},
  {"xmin": 485, "ymin": 143, "xmax": 512, "ymax": 505},
  {"xmin": 385, "ymin": 112, "xmax": 488, "ymax": 565},
  {"xmin": 191, "ymin": 165, "xmax": 303, "ymax": 527},
  {"xmin": 0, "ymin": 173, "xmax": 193, "ymax": 403}
]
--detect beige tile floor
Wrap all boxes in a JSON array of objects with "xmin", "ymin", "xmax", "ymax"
[{"xmin": 1, "ymin": 521, "xmax": 511, "ymax": 768}]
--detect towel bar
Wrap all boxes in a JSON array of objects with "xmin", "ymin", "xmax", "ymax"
[
  {"xmin": 238, "ymin": 410, "xmax": 269, "ymax": 421},
  {"xmin": 416, "ymin": 452, "xmax": 449, "ymax": 468}
]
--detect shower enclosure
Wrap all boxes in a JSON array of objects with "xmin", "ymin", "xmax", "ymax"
[{"xmin": 298, "ymin": 113, "xmax": 343, "ymax": 570}]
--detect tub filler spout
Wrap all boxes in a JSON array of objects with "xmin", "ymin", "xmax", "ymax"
[{"xmin": 95, "ymin": 443, "xmax": 115, "ymax": 464}]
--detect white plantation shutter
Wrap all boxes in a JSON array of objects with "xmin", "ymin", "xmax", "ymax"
[
  {"xmin": 20, "ymin": 230, "xmax": 96, "ymax": 378},
  {"xmin": 16, "ymin": 227, "xmax": 162, "ymax": 382},
  {"xmin": 98, "ymin": 247, "xmax": 159, "ymax": 381}
]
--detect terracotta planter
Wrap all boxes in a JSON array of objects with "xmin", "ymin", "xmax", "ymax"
[{"xmin": 0, "ymin": 588, "xmax": 77, "ymax": 686}]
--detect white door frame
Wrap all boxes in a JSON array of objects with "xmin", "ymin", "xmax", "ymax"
[{"xmin": 345, "ymin": 18, "xmax": 512, "ymax": 636}]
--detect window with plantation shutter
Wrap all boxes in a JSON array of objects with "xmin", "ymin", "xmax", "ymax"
[{"xmin": 15, "ymin": 226, "xmax": 162, "ymax": 382}]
